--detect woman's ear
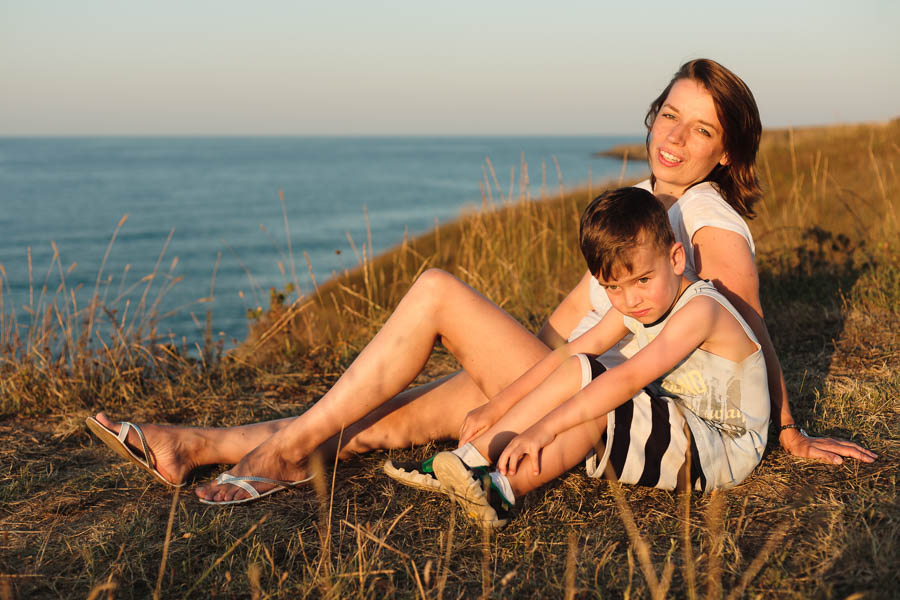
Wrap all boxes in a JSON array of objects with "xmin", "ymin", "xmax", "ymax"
[
  {"xmin": 718, "ymin": 153, "xmax": 729, "ymax": 166},
  {"xmin": 670, "ymin": 242, "xmax": 686, "ymax": 275}
]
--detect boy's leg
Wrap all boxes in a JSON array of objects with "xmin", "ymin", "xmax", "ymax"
[
  {"xmin": 197, "ymin": 269, "xmax": 552, "ymax": 502},
  {"xmin": 465, "ymin": 354, "xmax": 587, "ymax": 464},
  {"xmin": 449, "ymin": 353, "xmax": 609, "ymax": 496},
  {"xmin": 433, "ymin": 412, "xmax": 607, "ymax": 527},
  {"xmin": 432, "ymin": 354, "xmax": 607, "ymax": 525},
  {"xmin": 503, "ymin": 414, "xmax": 607, "ymax": 497}
]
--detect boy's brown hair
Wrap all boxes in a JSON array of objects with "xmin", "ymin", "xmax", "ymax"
[{"xmin": 579, "ymin": 187, "xmax": 676, "ymax": 281}]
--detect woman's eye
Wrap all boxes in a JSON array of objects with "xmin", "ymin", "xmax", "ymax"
[
  {"xmin": 697, "ymin": 128, "xmax": 711, "ymax": 137},
  {"xmin": 661, "ymin": 113, "xmax": 676, "ymax": 120}
]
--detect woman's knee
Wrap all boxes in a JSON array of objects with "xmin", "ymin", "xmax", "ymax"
[
  {"xmin": 412, "ymin": 268, "xmax": 460, "ymax": 298},
  {"xmin": 407, "ymin": 268, "xmax": 467, "ymax": 317}
]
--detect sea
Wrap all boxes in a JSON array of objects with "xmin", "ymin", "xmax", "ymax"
[{"xmin": 0, "ymin": 136, "xmax": 647, "ymax": 348}]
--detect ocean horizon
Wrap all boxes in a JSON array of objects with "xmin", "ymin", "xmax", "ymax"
[{"xmin": 0, "ymin": 135, "xmax": 648, "ymax": 347}]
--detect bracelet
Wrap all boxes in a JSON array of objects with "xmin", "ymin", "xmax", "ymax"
[{"xmin": 780, "ymin": 423, "xmax": 808, "ymax": 437}]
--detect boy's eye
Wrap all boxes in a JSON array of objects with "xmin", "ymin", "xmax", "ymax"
[
  {"xmin": 605, "ymin": 285, "xmax": 619, "ymax": 291},
  {"xmin": 638, "ymin": 277, "xmax": 650, "ymax": 284}
]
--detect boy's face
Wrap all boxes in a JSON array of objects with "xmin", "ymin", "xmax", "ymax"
[{"xmin": 597, "ymin": 241, "xmax": 686, "ymax": 324}]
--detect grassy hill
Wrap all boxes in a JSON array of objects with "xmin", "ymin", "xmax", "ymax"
[{"xmin": 1, "ymin": 120, "xmax": 897, "ymax": 599}]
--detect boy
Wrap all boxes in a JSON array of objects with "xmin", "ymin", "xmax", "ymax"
[{"xmin": 391, "ymin": 187, "xmax": 769, "ymax": 528}]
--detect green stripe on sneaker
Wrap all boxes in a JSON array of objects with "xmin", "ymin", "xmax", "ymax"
[
  {"xmin": 469, "ymin": 466, "xmax": 512, "ymax": 511},
  {"xmin": 421, "ymin": 455, "xmax": 435, "ymax": 474}
]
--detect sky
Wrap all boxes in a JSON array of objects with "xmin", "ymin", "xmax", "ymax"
[{"xmin": 2, "ymin": 0, "xmax": 898, "ymax": 136}]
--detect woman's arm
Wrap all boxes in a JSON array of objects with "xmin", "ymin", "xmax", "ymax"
[
  {"xmin": 692, "ymin": 227, "xmax": 876, "ymax": 464},
  {"xmin": 537, "ymin": 270, "xmax": 595, "ymax": 349}
]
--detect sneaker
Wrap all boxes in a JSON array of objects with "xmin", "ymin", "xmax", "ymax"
[
  {"xmin": 432, "ymin": 451, "xmax": 512, "ymax": 529},
  {"xmin": 383, "ymin": 456, "xmax": 443, "ymax": 492}
]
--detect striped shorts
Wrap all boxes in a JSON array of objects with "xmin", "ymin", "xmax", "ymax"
[{"xmin": 577, "ymin": 354, "xmax": 706, "ymax": 492}]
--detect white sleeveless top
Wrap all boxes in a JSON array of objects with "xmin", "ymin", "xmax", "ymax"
[
  {"xmin": 568, "ymin": 180, "xmax": 755, "ymax": 369},
  {"xmin": 624, "ymin": 280, "xmax": 769, "ymax": 489}
]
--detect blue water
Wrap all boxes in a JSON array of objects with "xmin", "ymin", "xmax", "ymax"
[{"xmin": 0, "ymin": 136, "xmax": 647, "ymax": 346}]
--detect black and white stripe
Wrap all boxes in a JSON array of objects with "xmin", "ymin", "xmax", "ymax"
[{"xmin": 579, "ymin": 354, "xmax": 704, "ymax": 492}]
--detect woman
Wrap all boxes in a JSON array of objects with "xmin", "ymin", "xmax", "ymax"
[{"xmin": 88, "ymin": 59, "xmax": 875, "ymax": 505}]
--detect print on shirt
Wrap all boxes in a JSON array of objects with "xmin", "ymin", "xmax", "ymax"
[
  {"xmin": 641, "ymin": 329, "xmax": 749, "ymax": 437},
  {"xmin": 656, "ymin": 369, "xmax": 748, "ymax": 437}
]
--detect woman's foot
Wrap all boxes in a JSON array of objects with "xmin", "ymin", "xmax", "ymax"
[
  {"xmin": 195, "ymin": 434, "xmax": 314, "ymax": 503},
  {"xmin": 92, "ymin": 412, "xmax": 201, "ymax": 486}
]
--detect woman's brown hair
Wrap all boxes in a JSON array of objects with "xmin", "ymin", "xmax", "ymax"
[{"xmin": 645, "ymin": 59, "xmax": 762, "ymax": 218}]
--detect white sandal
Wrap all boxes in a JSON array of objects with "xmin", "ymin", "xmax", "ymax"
[
  {"xmin": 86, "ymin": 416, "xmax": 183, "ymax": 488},
  {"xmin": 198, "ymin": 472, "xmax": 315, "ymax": 505}
]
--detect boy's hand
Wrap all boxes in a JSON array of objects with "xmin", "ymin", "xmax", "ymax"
[
  {"xmin": 780, "ymin": 428, "xmax": 877, "ymax": 464},
  {"xmin": 458, "ymin": 402, "xmax": 506, "ymax": 446},
  {"xmin": 497, "ymin": 424, "xmax": 556, "ymax": 477}
]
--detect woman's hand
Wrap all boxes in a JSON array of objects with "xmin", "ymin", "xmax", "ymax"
[
  {"xmin": 496, "ymin": 424, "xmax": 556, "ymax": 477},
  {"xmin": 458, "ymin": 402, "xmax": 507, "ymax": 446},
  {"xmin": 780, "ymin": 427, "xmax": 878, "ymax": 464}
]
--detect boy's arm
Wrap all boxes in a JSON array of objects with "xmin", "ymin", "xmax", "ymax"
[
  {"xmin": 497, "ymin": 297, "xmax": 718, "ymax": 476},
  {"xmin": 458, "ymin": 308, "xmax": 629, "ymax": 445}
]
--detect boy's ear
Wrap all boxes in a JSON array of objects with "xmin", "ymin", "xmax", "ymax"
[{"xmin": 670, "ymin": 242, "xmax": 686, "ymax": 275}]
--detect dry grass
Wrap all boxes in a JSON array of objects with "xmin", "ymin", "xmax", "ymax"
[{"xmin": 1, "ymin": 121, "xmax": 898, "ymax": 599}]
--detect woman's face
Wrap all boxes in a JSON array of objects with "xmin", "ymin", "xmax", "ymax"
[{"xmin": 648, "ymin": 78, "xmax": 728, "ymax": 199}]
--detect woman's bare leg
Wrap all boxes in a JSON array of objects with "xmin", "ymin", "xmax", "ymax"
[
  {"xmin": 334, "ymin": 371, "xmax": 485, "ymax": 453},
  {"xmin": 92, "ymin": 412, "xmax": 294, "ymax": 485},
  {"xmin": 92, "ymin": 369, "xmax": 485, "ymax": 486},
  {"xmin": 197, "ymin": 269, "xmax": 552, "ymax": 502},
  {"xmin": 93, "ymin": 357, "xmax": 601, "ymax": 496}
]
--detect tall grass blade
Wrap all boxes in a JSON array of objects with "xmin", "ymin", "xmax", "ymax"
[{"xmin": 154, "ymin": 486, "xmax": 180, "ymax": 600}]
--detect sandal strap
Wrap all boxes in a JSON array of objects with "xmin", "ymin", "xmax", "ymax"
[
  {"xmin": 118, "ymin": 422, "xmax": 153, "ymax": 469},
  {"xmin": 215, "ymin": 473, "xmax": 265, "ymax": 499},
  {"xmin": 213, "ymin": 473, "xmax": 314, "ymax": 494},
  {"xmin": 214, "ymin": 473, "xmax": 287, "ymax": 486}
]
